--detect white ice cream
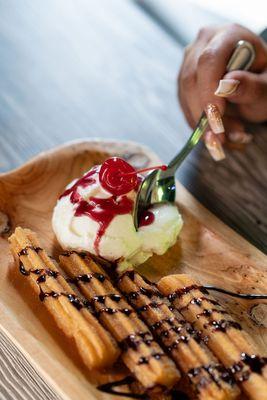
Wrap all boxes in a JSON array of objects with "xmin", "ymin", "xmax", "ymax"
[{"xmin": 52, "ymin": 165, "xmax": 183, "ymax": 269}]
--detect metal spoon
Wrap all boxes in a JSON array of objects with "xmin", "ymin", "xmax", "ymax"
[{"xmin": 134, "ymin": 40, "xmax": 256, "ymax": 229}]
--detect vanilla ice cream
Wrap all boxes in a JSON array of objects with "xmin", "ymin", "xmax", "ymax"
[{"xmin": 52, "ymin": 158, "xmax": 183, "ymax": 269}]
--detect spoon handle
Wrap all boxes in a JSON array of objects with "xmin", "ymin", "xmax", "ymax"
[
  {"xmin": 166, "ymin": 39, "xmax": 256, "ymax": 176},
  {"xmin": 167, "ymin": 113, "xmax": 208, "ymax": 173}
]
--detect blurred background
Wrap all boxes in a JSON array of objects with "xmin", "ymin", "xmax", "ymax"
[
  {"xmin": 134, "ymin": 0, "xmax": 267, "ymax": 45},
  {"xmin": 0, "ymin": 0, "xmax": 266, "ymax": 251}
]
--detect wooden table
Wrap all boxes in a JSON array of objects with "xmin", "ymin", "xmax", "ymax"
[{"xmin": 0, "ymin": 1, "xmax": 266, "ymax": 398}]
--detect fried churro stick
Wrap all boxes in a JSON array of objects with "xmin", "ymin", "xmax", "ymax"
[
  {"xmin": 158, "ymin": 274, "xmax": 267, "ymax": 400},
  {"xmin": 59, "ymin": 252, "xmax": 180, "ymax": 391},
  {"xmin": 118, "ymin": 270, "xmax": 240, "ymax": 400},
  {"xmin": 9, "ymin": 227, "xmax": 119, "ymax": 370}
]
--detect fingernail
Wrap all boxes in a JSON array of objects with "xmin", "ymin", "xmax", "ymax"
[
  {"xmin": 214, "ymin": 79, "xmax": 240, "ymax": 97},
  {"xmin": 205, "ymin": 103, "xmax": 224, "ymax": 134},
  {"xmin": 204, "ymin": 130, "xmax": 226, "ymax": 161},
  {"xmin": 228, "ymin": 131, "xmax": 253, "ymax": 144}
]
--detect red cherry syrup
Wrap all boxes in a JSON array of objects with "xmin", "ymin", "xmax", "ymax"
[{"xmin": 59, "ymin": 158, "xmax": 167, "ymax": 253}]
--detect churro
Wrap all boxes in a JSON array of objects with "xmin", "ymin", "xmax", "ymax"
[
  {"xmin": 9, "ymin": 227, "xmax": 119, "ymax": 370},
  {"xmin": 59, "ymin": 252, "xmax": 180, "ymax": 391},
  {"xmin": 118, "ymin": 269, "xmax": 240, "ymax": 400},
  {"xmin": 158, "ymin": 274, "xmax": 267, "ymax": 400}
]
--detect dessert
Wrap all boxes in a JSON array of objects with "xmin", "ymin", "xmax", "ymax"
[
  {"xmin": 158, "ymin": 274, "xmax": 267, "ymax": 400},
  {"xmin": 52, "ymin": 157, "xmax": 183, "ymax": 269},
  {"xmin": 7, "ymin": 157, "xmax": 267, "ymax": 399},
  {"xmin": 59, "ymin": 251, "xmax": 181, "ymax": 391},
  {"xmin": 9, "ymin": 227, "xmax": 119, "ymax": 370},
  {"xmin": 8, "ymin": 227, "xmax": 267, "ymax": 399}
]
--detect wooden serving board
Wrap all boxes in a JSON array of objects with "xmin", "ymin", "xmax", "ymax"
[{"xmin": 0, "ymin": 139, "xmax": 266, "ymax": 400}]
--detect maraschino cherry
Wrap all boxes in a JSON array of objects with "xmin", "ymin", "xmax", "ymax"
[{"xmin": 99, "ymin": 157, "xmax": 167, "ymax": 196}]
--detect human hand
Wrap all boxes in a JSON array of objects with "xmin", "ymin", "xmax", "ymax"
[{"xmin": 178, "ymin": 24, "xmax": 267, "ymax": 160}]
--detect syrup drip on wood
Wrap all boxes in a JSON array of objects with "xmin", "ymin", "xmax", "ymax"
[
  {"xmin": 97, "ymin": 376, "xmax": 148, "ymax": 399},
  {"xmin": 204, "ymin": 285, "xmax": 267, "ymax": 300},
  {"xmin": 98, "ymin": 377, "xmax": 189, "ymax": 399}
]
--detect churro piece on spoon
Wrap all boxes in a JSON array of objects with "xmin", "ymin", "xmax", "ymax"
[
  {"xmin": 118, "ymin": 270, "xmax": 240, "ymax": 400},
  {"xmin": 9, "ymin": 227, "xmax": 119, "ymax": 370},
  {"xmin": 158, "ymin": 274, "xmax": 267, "ymax": 400},
  {"xmin": 59, "ymin": 252, "xmax": 180, "ymax": 391}
]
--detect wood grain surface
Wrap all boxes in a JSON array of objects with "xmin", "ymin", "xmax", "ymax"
[
  {"xmin": 0, "ymin": 0, "xmax": 266, "ymax": 399},
  {"xmin": 0, "ymin": 329, "xmax": 61, "ymax": 400},
  {"xmin": 1, "ymin": 140, "xmax": 267, "ymax": 400}
]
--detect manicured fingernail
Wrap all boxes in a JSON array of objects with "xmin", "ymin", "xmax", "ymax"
[
  {"xmin": 214, "ymin": 79, "xmax": 240, "ymax": 97},
  {"xmin": 228, "ymin": 131, "xmax": 253, "ymax": 144},
  {"xmin": 204, "ymin": 130, "xmax": 226, "ymax": 161},
  {"xmin": 205, "ymin": 103, "xmax": 224, "ymax": 134}
]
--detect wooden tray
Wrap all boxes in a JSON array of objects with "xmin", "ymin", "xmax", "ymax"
[{"xmin": 0, "ymin": 139, "xmax": 266, "ymax": 400}]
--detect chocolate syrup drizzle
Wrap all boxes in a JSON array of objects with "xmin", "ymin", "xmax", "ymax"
[
  {"xmin": 167, "ymin": 288, "xmax": 244, "ymax": 335},
  {"xmin": 17, "ymin": 247, "xmax": 267, "ymax": 399},
  {"xmin": 167, "ymin": 285, "xmax": 209, "ymax": 303},
  {"xmin": 119, "ymin": 331, "xmax": 154, "ymax": 351},
  {"xmin": 119, "ymin": 271, "xmax": 207, "ymax": 347},
  {"xmin": 163, "ymin": 281, "xmax": 267, "ymax": 383},
  {"xmin": 118, "ymin": 271, "xmax": 239, "ymax": 391},
  {"xmin": 19, "ymin": 252, "xmax": 130, "ymax": 316},
  {"xmin": 177, "ymin": 297, "xmax": 221, "ymax": 313},
  {"xmin": 67, "ymin": 272, "xmax": 106, "ymax": 284},
  {"xmin": 18, "ymin": 245, "xmax": 43, "ymax": 256},
  {"xmin": 119, "ymin": 270, "xmax": 267, "ymax": 392},
  {"xmin": 187, "ymin": 363, "xmax": 236, "ymax": 388},
  {"xmin": 97, "ymin": 376, "xmax": 148, "ymax": 399},
  {"xmin": 97, "ymin": 376, "xmax": 189, "ymax": 400},
  {"xmin": 204, "ymin": 285, "xmax": 267, "ymax": 300},
  {"xmin": 18, "ymin": 248, "xmax": 170, "ymax": 377}
]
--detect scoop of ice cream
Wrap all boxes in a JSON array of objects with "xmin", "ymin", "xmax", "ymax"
[{"xmin": 52, "ymin": 157, "xmax": 183, "ymax": 268}]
